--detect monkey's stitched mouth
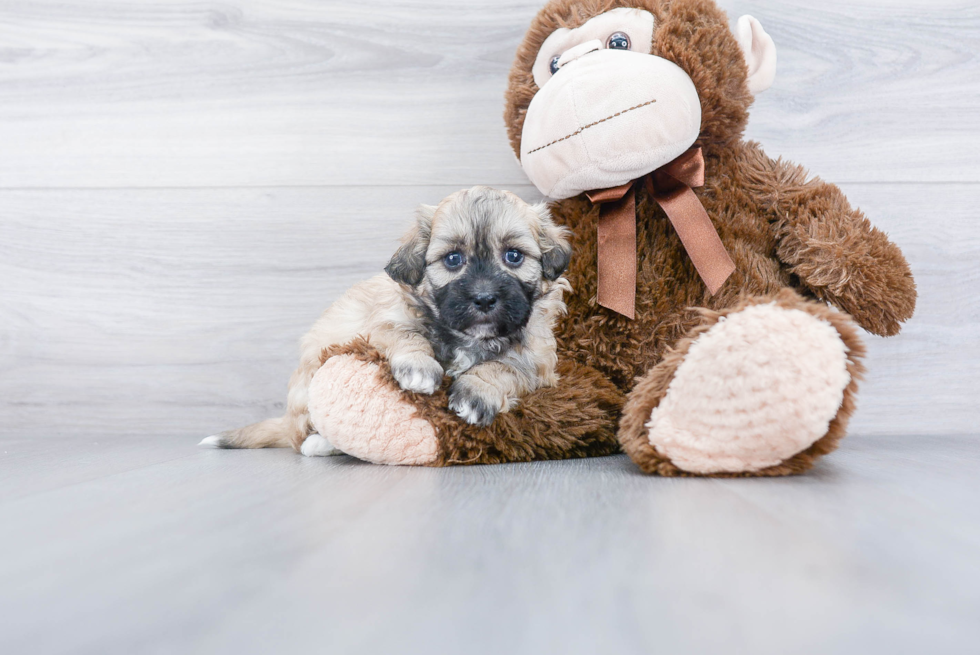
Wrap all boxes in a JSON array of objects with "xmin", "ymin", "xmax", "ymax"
[{"xmin": 525, "ymin": 99, "xmax": 657, "ymax": 155}]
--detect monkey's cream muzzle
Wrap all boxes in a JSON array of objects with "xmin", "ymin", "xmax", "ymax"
[{"xmin": 520, "ymin": 48, "xmax": 702, "ymax": 200}]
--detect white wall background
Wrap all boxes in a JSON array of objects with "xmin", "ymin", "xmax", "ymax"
[{"xmin": 1, "ymin": 0, "xmax": 977, "ymax": 440}]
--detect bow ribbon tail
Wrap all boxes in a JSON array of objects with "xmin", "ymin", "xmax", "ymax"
[
  {"xmin": 587, "ymin": 182, "xmax": 636, "ymax": 319},
  {"xmin": 649, "ymin": 184, "xmax": 735, "ymax": 295}
]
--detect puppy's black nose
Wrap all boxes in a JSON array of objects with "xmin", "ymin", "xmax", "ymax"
[{"xmin": 473, "ymin": 293, "xmax": 497, "ymax": 313}]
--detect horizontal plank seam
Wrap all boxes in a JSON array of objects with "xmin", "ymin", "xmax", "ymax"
[{"xmin": 2, "ymin": 181, "xmax": 980, "ymax": 192}]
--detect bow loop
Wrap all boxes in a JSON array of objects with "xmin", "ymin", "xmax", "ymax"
[
  {"xmin": 586, "ymin": 181, "xmax": 633, "ymax": 204},
  {"xmin": 654, "ymin": 146, "xmax": 706, "ymax": 189}
]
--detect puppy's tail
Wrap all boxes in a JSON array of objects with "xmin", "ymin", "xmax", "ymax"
[{"xmin": 199, "ymin": 414, "xmax": 308, "ymax": 452}]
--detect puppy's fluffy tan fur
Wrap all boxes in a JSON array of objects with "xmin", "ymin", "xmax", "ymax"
[{"xmin": 211, "ymin": 186, "xmax": 572, "ymax": 452}]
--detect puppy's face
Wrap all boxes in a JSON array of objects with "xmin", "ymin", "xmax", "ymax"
[{"xmin": 385, "ymin": 186, "xmax": 571, "ymax": 339}]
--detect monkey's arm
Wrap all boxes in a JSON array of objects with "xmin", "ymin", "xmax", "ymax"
[{"xmin": 742, "ymin": 144, "xmax": 916, "ymax": 336}]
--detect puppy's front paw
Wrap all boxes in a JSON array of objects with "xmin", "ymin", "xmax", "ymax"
[
  {"xmin": 390, "ymin": 353, "xmax": 444, "ymax": 395},
  {"xmin": 448, "ymin": 377, "xmax": 502, "ymax": 427}
]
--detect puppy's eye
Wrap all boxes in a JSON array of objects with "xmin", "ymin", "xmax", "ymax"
[
  {"xmin": 444, "ymin": 251, "xmax": 464, "ymax": 269},
  {"xmin": 549, "ymin": 55, "xmax": 561, "ymax": 75},
  {"xmin": 606, "ymin": 32, "xmax": 630, "ymax": 50},
  {"xmin": 503, "ymin": 249, "xmax": 524, "ymax": 266}
]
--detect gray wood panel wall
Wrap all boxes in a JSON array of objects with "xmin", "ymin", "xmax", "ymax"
[{"xmin": 2, "ymin": 0, "xmax": 978, "ymax": 440}]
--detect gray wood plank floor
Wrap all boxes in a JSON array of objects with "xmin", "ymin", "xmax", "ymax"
[
  {"xmin": 1, "ymin": 0, "xmax": 979, "ymax": 652},
  {"xmin": 1, "ymin": 434, "xmax": 979, "ymax": 654}
]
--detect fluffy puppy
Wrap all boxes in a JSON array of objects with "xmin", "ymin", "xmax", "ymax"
[{"xmin": 204, "ymin": 186, "xmax": 572, "ymax": 455}]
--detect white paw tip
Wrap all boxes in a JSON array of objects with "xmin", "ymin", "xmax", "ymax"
[
  {"xmin": 199, "ymin": 435, "xmax": 223, "ymax": 448},
  {"xmin": 301, "ymin": 433, "xmax": 343, "ymax": 457},
  {"xmin": 451, "ymin": 401, "xmax": 483, "ymax": 426},
  {"xmin": 395, "ymin": 369, "xmax": 439, "ymax": 395}
]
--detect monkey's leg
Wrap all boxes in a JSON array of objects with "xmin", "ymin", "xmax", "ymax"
[
  {"xmin": 302, "ymin": 338, "xmax": 623, "ymax": 466},
  {"xmin": 618, "ymin": 290, "xmax": 866, "ymax": 477}
]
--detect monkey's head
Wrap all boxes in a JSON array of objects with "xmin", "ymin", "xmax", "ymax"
[{"xmin": 504, "ymin": 0, "xmax": 777, "ymax": 199}]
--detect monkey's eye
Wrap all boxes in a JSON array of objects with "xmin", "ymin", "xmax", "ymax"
[
  {"xmin": 503, "ymin": 249, "xmax": 524, "ymax": 266},
  {"xmin": 549, "ymin": 55, "xmax": 561, "ymax": 75},
  {"xmin": 443, "ymin": 251, "xmax": 465, "ymax": 269},
  {"xmin": 606, "ymin": 32, "xmax": 630, "ymax": 50}
]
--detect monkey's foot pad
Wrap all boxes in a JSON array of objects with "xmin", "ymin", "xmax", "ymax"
[
  {"xmin": 308, "ymin": 354, "xmax": 439, "ymax": 466},
  {"xmin": 647, "ymin": 302, "xmax": 852, "ymax": 474}
]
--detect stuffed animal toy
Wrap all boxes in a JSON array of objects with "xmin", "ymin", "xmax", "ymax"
[{"xmin": 297, "ymin": 0, "xmax": 916, "ymax": 476}]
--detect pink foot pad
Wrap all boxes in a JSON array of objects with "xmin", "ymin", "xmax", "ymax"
[
  {"xmin": 646, "ymin": 303, "xmax": 851, "ymax": 474},
  {"xmin": 307, "ymin": 354, "xmax": 439, "ymax": 466}
]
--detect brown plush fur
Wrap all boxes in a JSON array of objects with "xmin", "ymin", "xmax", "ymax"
[
  {"xmin": 320, "ymin": 339, "xmax": 623, "ymax": 465},
  {"xmin": 546, "ymin": 141, "xmax": 914, "ymax": 392},
  {"xmin": 308, "ymin": 0, "xmax": 914, "ymax": 475}
]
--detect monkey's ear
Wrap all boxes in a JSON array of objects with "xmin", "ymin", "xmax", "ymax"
[
  {"xmin": 531, "ymin": 203, "xmax": 572, "ymax": 281},
  {"xmin": 735, "ymin": 15, "xmax": 777, "ymax": 94},
  {"xmin": 385, "ymin": 204, "xmax": 436, "ymax": 287}
]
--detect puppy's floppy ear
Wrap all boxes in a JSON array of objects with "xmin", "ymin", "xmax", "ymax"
[
  {"xmin": 531, "ymin": 202, "xmax": 572, "ymax": 281},
  {"xmin": 385, "ymin": 204, "xmax": 436, "ymax": 287}
]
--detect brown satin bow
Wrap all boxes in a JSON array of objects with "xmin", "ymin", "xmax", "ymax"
[{"xmin": 585, "ymin": 147, "xmax": 735, "ymax": 319}]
